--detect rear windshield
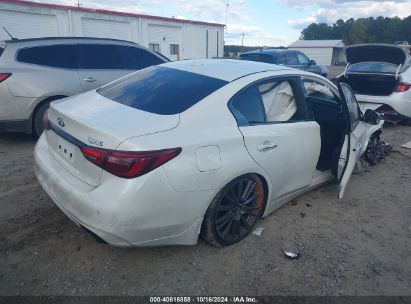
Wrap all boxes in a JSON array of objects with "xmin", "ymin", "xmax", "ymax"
[
  {"xmin": 348, "ymin": 62, "xmax": 398, "ymax": 74},
  {"xmin": 98, "ymin": 66, "xmax": 228, "ymax": 115},
  {"xmin": 240, "ymin": 54, "xmax": 275, "ymax": 64}
]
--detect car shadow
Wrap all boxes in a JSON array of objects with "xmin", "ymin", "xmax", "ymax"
[{"xmin": 0, "ymin": 132, "xmax": 37, "ymax": 144}]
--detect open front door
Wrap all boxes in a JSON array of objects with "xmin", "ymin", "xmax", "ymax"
[{"xmin": 334, "ymin": 83, "xmax": 364, "ymax": 199}]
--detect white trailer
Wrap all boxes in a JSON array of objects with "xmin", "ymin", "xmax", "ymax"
[
  {"xmin": 288, "ymin": 39, "xmax": 346, "ymax": 66},
  {"xmin": 0, "ymin": 0, "xmax": 225, "ymax": 60}
]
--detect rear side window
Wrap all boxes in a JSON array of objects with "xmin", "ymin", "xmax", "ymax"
[
  {"xmin": 240, "ymin": 54, "xmax": 275, "ymax": 64},
  {"xmin": 79, "ymin": 44, "xmax": 123, "ymax": 69},
  {"xmin": 229, "ymin": 86, "xmax": 266, "ymax": 125},
  {"xmin": 98, "ymin": 66, "xmax": 228, "ymax": 115},
  {"xmin": 119, "ymin": 46, "xmax": 165, "ymax": 70},
  {"xmin": 17, "ymin": 45, "xmax": 78, "ymax": 68},
  {"xmin": 0, "ymin": 47, "xmax": 4, "ymax": 57}
]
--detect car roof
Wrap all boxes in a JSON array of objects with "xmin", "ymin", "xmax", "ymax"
[
  {"xmin": 162, "ymin": 59, "xmax": 292, "ymax": 82},
  {"xmin": 241, "ymin": 48, "xmax": 289, "ymax": 56},
  {"xmin": 2, "ymin": 36, "xmax": 138, "ymax": 45}
]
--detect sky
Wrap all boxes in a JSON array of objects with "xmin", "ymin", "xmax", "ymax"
[{"xmin": 33, "ymin": 0, "xmax": 411, "ymax": 46}]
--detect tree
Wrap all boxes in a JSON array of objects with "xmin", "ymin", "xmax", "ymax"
[{"xmin": 300, "ymin": 16, "xmax": 411, "ymax": 45}]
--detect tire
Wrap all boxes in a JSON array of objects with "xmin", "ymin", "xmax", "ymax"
[
  {"xmin": 33, "ymin": 102, "xmax": 51, "ymax": 138},
  {"xmin": 201, "ymin": 174, "xmax": 265, "ymax": 247}
]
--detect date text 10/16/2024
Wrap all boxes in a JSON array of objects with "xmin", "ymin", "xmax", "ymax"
[{"xmin": 149, "ymin": 296, "xmax": 258, "ymax": 303}]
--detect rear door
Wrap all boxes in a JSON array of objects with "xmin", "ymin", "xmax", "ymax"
[
  {"xmin": 77, "ymin": 44, "xmax": 129, "ymax": 92},
  {"xmin": 334, "ymin": 83, "xmax": 374, "ymax": 198},
  {"xmin": 230, "ymin": 76, "xmax": 321, "ymax": 202}
]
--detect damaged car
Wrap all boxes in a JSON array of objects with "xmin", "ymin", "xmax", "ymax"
[
  {"xmin": 336, "ymin": 44, "xmax": 411, "ymax": 123},
  {"xmin": 34, "ymin": 59, "xmax": 383, "ymax": 247}
]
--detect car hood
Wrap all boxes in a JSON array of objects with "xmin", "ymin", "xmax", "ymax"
[{"xmin": 346, "ymin": 44, "xmax": 408, "ymax": 66}]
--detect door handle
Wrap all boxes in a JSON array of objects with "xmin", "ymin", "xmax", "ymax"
[
  {"xmin": 257, "ymin": 141, "xmax": 277, "ymax": 151},
  {"xmin": 83, "ymin": 77, "xmax": 97, "ymax": 83}
]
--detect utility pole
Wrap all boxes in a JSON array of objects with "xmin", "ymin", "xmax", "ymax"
[
  {"xmin": 225, "ymin": 1, "xmax": 229, "ymax": 33},
  {"xmin": 241, "ymin": 33, "xmax": 244, "ymax": 53},
  {"xmin": 225, "ymin": 1, "xmax": 229, "ymax": 57}
]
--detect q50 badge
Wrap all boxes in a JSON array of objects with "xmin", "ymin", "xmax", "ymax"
[{"xmin": 88, "ymin": 137, "xmax": 103, "ymax": 147}]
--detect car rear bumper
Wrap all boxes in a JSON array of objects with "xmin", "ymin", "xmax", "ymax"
[
  {"xmin": 356, "ymin": 94, "xmax": 411, "ymax": 120},
  {"xmin": 34, "ymin": 133, "xmax": 215, "ymax": 246}
]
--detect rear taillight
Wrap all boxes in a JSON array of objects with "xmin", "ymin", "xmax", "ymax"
[
  {"xmin": 80, "ymin": 146, "xmax": 182, "ymax": 178},
  {"xmin": 0, "ymin": 73, "xmax": 11, "ymax": 83},
  {"xmin": 43, "ymin": 110, "xmax": 51, "ymax": 130},
  {"xmin": 394, "ymin": 82, "xmax": 411, "ymax": 93}
]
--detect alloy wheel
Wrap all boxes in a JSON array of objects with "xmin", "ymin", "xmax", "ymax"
[{"xmin": 214, "ymin": 176, "xmax": 264, "ymax": 243}]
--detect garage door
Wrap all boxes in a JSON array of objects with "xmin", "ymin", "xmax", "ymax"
[
  {"xmin": 81, "ymin": 18, "xmax": 132, "ymax": 41},
  {"xmin": 148, "ymin": 24, "xmax": 182, "ymax": 61},
  {"xmin": 0, "ymin": 10, "xmax": 58, "ymax": 40}
]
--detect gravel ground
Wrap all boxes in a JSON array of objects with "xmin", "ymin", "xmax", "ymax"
[{"xmin": 0, "ymin": 124, "xmax": 410, "ymax": 296}]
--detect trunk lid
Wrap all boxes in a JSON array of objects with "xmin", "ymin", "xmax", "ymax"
[
  {"xmin": 46, "ymin": 90, "xmax": 179, "ymax": 186},
  {"xmin": 346, "ymin": 44, "xmax": 408, "ymax": 66}
]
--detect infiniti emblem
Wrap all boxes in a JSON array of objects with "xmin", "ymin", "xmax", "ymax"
[{"xmin": 57, "ymin": 117, "xmax": 65, "ymax": 127}]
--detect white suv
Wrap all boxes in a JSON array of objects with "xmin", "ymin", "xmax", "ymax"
[{"xmin": 0, "ymin": 37, "xmax": 168, "ymax": 136}]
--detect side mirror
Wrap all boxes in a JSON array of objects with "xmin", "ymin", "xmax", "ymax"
[
  {"xmin": 363, "ymin": 109, "xmax": 381, "ymax": 125},
  {"xmin": 310, "ymin": 59, "xmax": 316, "ymax": 66}
]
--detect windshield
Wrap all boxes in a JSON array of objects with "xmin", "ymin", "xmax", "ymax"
[
  {"xmin": 98, "ymin": 66, "xmax": 228, "ymax": 115},
  {"xmin": 348, "ymin": 62, "xmax": 399, "ymax": 74}
]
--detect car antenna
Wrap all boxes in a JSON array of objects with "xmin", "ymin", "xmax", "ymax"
[{"xmin": 2, "ymin": 27, "xmax": 18, "ymax": 41}]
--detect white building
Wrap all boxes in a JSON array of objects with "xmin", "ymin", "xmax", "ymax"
[
  {"xmin": 288, "ymin": 40, "xmax": 346, "ymax": 66},
  {"xmin": 0, "ymin": 0, "xmax": 225, "ymax": 60}
]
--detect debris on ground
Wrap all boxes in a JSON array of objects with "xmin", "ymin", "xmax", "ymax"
[
  {"xmin": 401, "ymin": 141, "xmax": 411, "ymax": 149},
  {"xmin": 363, "ymin": 130, "xmax": 392, "ymax": 166},
  {"xmin": 284, "ymin": 251, "xmax": 301, "ymax": 260},
  {"xmin": 253, "ymin": 227, "xmax": 265, "ymax": 236},
  {"xmin": 356, "ymin": 159, "xmax": 371, "ymax": 172}
]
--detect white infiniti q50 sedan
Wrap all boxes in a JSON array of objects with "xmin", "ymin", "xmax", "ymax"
[{"xmin": 34, "ymin": 59, "xmax": 383, "ymax": 247}]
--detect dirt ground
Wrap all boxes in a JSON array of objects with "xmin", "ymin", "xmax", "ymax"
[{"xmin": 0, "ymin": 124, "xmax": 410, "ymax": 296}]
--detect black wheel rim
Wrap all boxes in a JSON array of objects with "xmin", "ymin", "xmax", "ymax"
[{"xmin": 214, "ymin": 176, "xmax": 264, "ymax": 243}]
